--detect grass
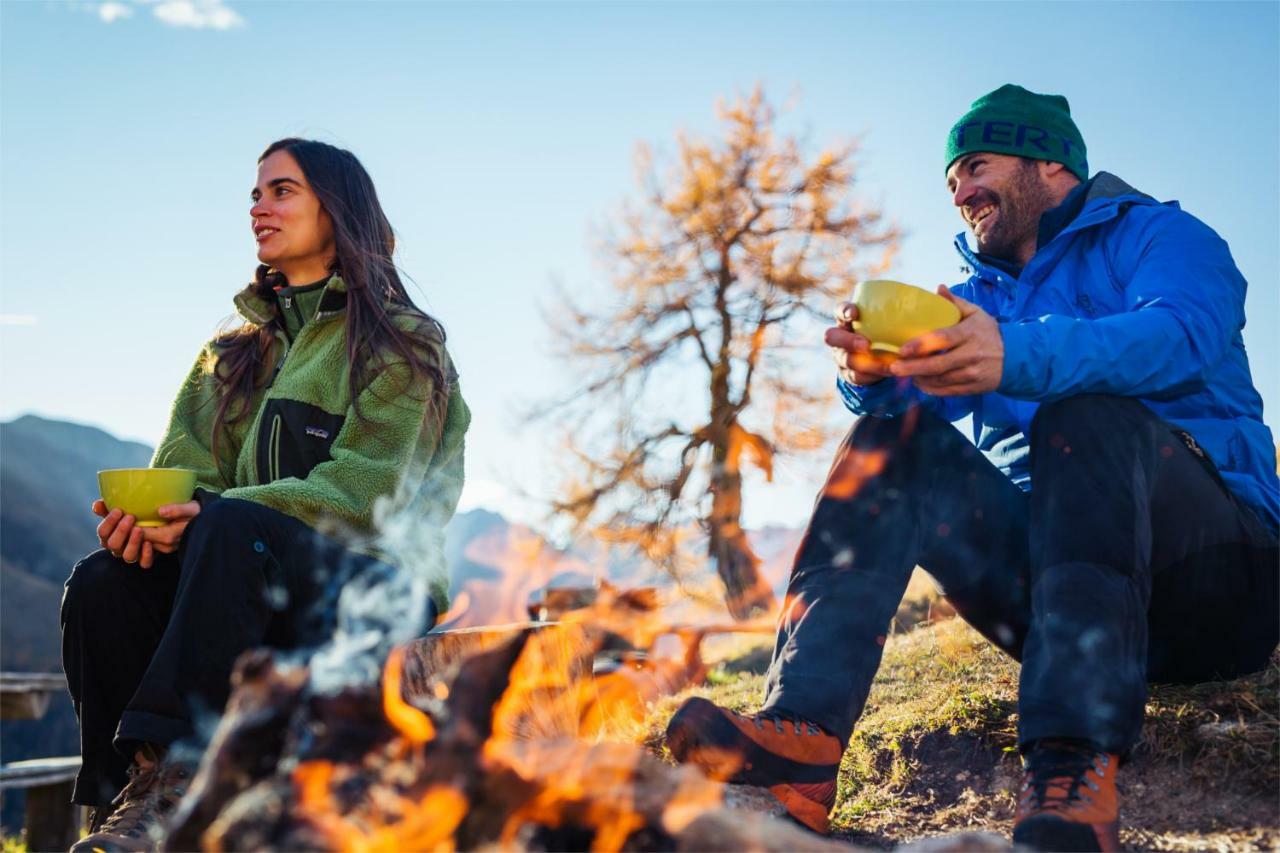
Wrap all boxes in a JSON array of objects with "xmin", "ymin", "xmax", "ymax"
[{"xmin": 639, "ymin": 615, "xmax": 1280, "ymax": 849}]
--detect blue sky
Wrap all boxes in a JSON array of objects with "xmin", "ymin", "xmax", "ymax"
[{"xmin": 2, "ymin": 1, "xmax": 1277, "ymax": 529}]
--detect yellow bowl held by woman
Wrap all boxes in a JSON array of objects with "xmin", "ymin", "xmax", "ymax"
[
  {"xmin": 851, "ymin": 279, "xmax": 962, "ymax": 358},
  {"xmin": 97, "ymin": 468, "xmax": 197, "ymax": 527}
]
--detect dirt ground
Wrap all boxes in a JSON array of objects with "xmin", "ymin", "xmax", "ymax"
[{"xmin": 646, "ymin": 611, "xmax": 1280, "ymax": 852}]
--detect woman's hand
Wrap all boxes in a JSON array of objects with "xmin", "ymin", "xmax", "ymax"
[
  {"xmin": 826, "ymin": 302, "xmax": 893, "ymax": 386},
  {"xmin": 92, "ymin": 499, "xmax": 201, "ymax": 569},
  {"xmin": 93, "ymin": 499, "xmax": 149, "ymax": 567},
  {"xmin": 141, "ymin": 501, "xmax": 201, "ymax": 562}
]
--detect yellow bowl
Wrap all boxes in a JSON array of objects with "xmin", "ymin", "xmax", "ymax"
[
  {"xmin": 98, "ymin": 468, "xmax": 197, "ymax": 527},
  {"xmin": 851, "ymin": 279, "xmax": 962, "ymax": 357}
]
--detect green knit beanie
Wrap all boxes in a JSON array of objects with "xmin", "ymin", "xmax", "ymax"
[{"xmin": 945, "ymin": 84, "xmax": 1088, "ymax": 181}]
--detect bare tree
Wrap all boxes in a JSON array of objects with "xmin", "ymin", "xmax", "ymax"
[{"xmin": 541, "ymin": 87, "xmax": 898, "ymax": 620}]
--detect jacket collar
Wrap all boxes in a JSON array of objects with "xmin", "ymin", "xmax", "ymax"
[
  {"xmin": 233, "ymin": 273, "xmax": 349, "ymax": 326},
  {"xmin": 953, "ymin": 171, "xmax": 1169, "ymax": 285}
]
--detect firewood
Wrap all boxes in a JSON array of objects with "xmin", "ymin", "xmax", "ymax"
[
  {"xmin": 164, "ymin": 649, "xmax": 308, "ymax": 851},
  {"xmin": 165, "ymin": 624, "xmax": 867, "ymax": 852}
]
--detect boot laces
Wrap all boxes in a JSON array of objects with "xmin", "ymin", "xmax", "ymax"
[
  {"xmin": 97, "ymin": 759, "xmax": 192, "ymax": 840},
  {"xmin": 733, "ymin": 708, "xmax": 825, "ymax": 736},
  {"xmin": 1021, "ymin": 748, "xmax": 1109, "ymax": 813}
]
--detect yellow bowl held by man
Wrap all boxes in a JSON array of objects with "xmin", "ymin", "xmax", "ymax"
[
  {"xmin": 97, "ymin": 468, "xmax": 197, "ymax": 527},
  {"xmin": 851, "ymin": 279, "xmax": 962, "ymax": 359}
]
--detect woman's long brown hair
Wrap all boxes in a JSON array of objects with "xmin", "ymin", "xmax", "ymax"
[{"xmin": 208, "ymin": 138, "xmax": 449, "ymax": 479}]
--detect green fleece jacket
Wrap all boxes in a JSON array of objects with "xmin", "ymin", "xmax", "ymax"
[{"xmin": 150, "ymin": 275, "xmax": 470, "ymax": 611}]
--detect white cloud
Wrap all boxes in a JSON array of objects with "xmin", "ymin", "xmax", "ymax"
[
  {"xmin": 85, "ymin": 0, "xmax": 246, "ymax": 30},
  {"xmin": 151, "ymin": 0, "xmax": 244, "ymax": 30},
  {"xmin": 0, "ymin": 315, "xmax": 39, "ymax": 326},
  {"xmin": 97, "ymin": 2, "xmax": 135, "ymax": 23}
]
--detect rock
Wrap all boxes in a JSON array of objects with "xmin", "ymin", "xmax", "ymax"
[
  {"xmin": 1195, "ymin": 721, "xmax": 1252, "ymax": 741},
  {"xmin": 722, "ymin": 783, "xmax": 789, "ymax": 819},
  {"xmin": 897, "ymin": 830, "xmax": 1010, "ymax": 851}
]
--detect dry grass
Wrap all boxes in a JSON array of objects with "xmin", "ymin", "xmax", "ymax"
[{"xmin": 639, "ymin": 616, "xmax": 1280, "ymax": 850}]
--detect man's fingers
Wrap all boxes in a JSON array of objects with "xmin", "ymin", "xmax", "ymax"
[
  {"xmin": 825, "ymin": 326, "xmax": 870, "ymax": 352},
  {"xmin": 140, "ymin": 542, "xmax": 154, "ymax": 570},
  {"xmin": 850, "ymin": 351, "xmax": 892, "ymax": 378},
  {"xmin": 937, "ymin": 285, "xmax": 980, "ymax": 318},
  {"xmin": 829, "ymin": 340, "xmax": 891, "ymax": 376},
  {"xmin": 900, "ymin": 324, "xmax": 965, "ymax": 358},
  {"xmin": 892, "ymin": 345, "xmax": 969, "ymax": 378},
  {"xmin": 912, "ymin": 358, "xmax": 986, "ymax": 394},
  {"xmin": 92, "ymin": 499, "xmax": 108, "ymax": 518},
  {"xmin": 834, "ymin": 302, "xmax": 859, "ymax": 326}
]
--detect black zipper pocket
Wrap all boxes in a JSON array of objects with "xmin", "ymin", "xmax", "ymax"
[{"xmin": 256, "ymin": 398, "xmax": 346, "ymax": 483}]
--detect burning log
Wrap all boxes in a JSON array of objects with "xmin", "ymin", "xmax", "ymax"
[
  {"xmin": 162, "ymin": 626, "xmax": 855, "ymax": 852},
  {"xmin": 402, "ymin": 622, "xmax": 595, "ymax": 741}
]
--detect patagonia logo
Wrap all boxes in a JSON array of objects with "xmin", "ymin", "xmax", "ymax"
[
  {"xmin": 305, "ymin": 426, "xmax": 330, "ymax": 440},
  {"xmin": 953, "ymin": 121, "xmax": 1084, "ymax": 165}
]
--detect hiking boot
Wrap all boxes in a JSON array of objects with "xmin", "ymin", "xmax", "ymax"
[
  {"xmin": 1012, "ymin": 740, "xmax": 1121, "ymax": 852},
  {"xmin": 665, "ymin": 696, "xmax": 843, "ymax": 833},
  {"xmin": 70, "ymin": 746, "xmax": 192, "ymax": 853}
]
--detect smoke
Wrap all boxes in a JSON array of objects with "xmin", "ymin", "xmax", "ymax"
[{"xmin": 302, "ymin": 444, "xmax": 457, "ymax": 695}]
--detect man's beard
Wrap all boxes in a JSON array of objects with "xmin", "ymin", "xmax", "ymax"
[{"xmin": 970, "ymin": 163, "xmax": 1056, "ymax": 262}]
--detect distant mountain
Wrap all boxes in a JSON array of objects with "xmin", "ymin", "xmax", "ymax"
[
  {"xmin": 0, "ymin": 415, "xmax": 155, "ymax": 830},
  {"xmin": 0, "ymin": 414, "xmax": 805, "ymax": 830},
  {"xmin": 1, "ymin": 414, "xmax": 153, "ymax": 591}
]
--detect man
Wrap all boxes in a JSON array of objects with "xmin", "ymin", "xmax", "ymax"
[{"xmin": 664, "ymin": 84, "xmax": 1279, "ymax": 851}]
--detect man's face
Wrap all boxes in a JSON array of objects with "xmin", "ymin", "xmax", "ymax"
[{"xmin": 946, "ymin": 153, "xmax": 1056, "ymax": 261}]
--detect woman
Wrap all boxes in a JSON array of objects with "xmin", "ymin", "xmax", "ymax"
[{"xmin": 61, "ymin": 139, "xmax": 469, "ymax": 851}]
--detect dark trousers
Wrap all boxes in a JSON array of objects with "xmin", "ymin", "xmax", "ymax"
[
  {"xmin": 763, "ymin": 395, "xmax": 1279, "ymax": 754},
  {"xmin": 60, "ymin": 498, "xmax": 432, "ymax": 807}
]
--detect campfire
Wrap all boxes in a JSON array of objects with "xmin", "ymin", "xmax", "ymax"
[{"xmin": 158, "ymin": 576, "xmax": 833, "ymax": 852}]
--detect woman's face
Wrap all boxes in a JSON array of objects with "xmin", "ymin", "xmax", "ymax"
[{"xmin": 250, "ymin": 150, "xmax": 335, "ymax": 282}]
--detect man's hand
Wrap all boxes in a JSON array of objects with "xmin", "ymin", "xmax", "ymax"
[
  {"xmin": 889, "ymin": 287, "xmax": 1004, "ymax": 396},
  {"xmin": 826, "ymin": 302, "xmax": 893, "ymax": 387},
  {"xmin": 92, "ymin": 499, "xmax": 201, "ymax": 569}
]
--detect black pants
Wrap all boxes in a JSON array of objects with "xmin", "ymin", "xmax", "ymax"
[
  {"xmin": 61, "ymin": 498, "xmax": 434, "ymax": 807},
  {"xmin": 762, "ymin": 395, "xmax": 1279, "ymax": 754}
]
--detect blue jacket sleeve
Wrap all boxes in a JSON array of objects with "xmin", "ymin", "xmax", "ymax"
[
  {"xmin": 836, "ymin": 375, "xmax": 975, "ymax": 422},
  {"xmin": 998, "ymin": 210, "xmax": 1244, "ymax": 402}
]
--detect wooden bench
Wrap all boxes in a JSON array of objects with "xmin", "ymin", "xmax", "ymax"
[{"xmin": 1, "ymin": 672, "xmax": 82, "ymax": 851}]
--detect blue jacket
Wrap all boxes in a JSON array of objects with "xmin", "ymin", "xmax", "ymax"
[{"xmin": 838, "ymin": 172, "xmax": 1279, "ymax": 530}]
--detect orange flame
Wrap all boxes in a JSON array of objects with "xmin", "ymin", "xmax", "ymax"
[
  {"xmin": 823, "ymin": 447, "xmax": 887, "ymax": 501},
  {"xmin": 292, "ymin": 761, "xmax": 367, "ymax": 851},
  {"xmin": 433, "ymin": 589, "xmax": 473, "ymax": 627},
  {"xmin": 293, "ymin": 759, "xmax": 466, "ymax": 853},
  {"xmin": 492, "ymin": 742, "xmax": 675, "ymax": 852},
  {"xmin": 289, "ymin": 530, "xmax": 783, "ymax": 852},
  {"xmin": 382, "ymin": 646, "xmax": 435, "ymax": 745},
  {"xmin": 363, "ymin": 786, "xmax": 467, "ymax": 853}
]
